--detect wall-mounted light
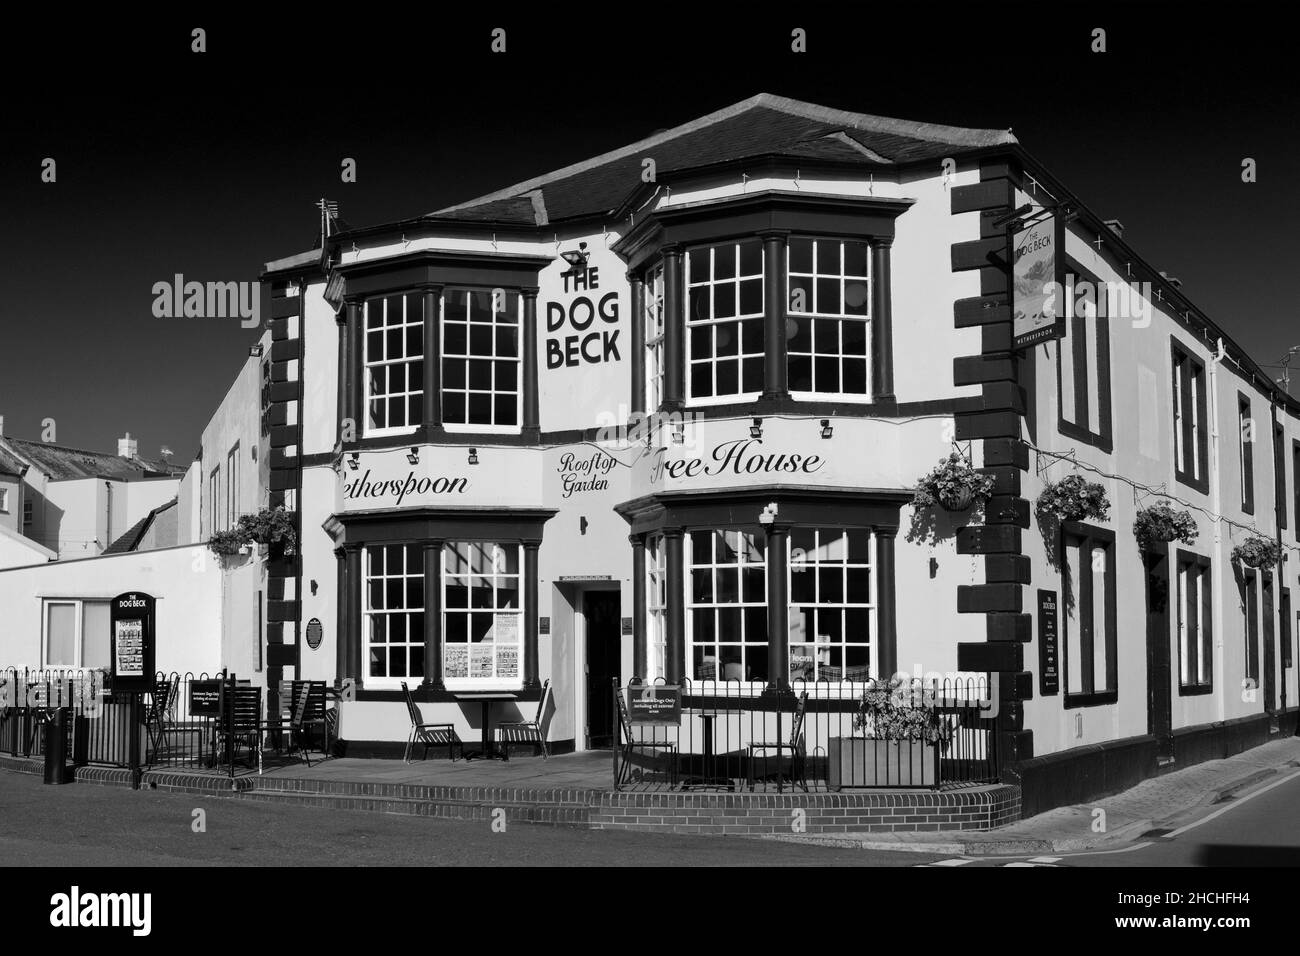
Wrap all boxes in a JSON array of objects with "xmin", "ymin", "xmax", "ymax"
[
  {"xmin": 758, "ymin": 501, "xmax": 779, "ymax": 526},
  {"xmin": 820, "ymin": 419, "xmax": 833, "ymax": 439},
  {"xmin": 347, "ymin": 452, "xmax": 360, "ymax": 471},
  {"xmin": 671, "ymin": 423, "xmax": 685, "ymax": 445},
  {"xmin": 560, "ymin": 241, "xmax": 590, "ymax": 270},
  {"xmin": 579, "ymin": 516, "xmax": 589, "ymax": 536},
  {"xmin": 749, "ymin": 417, "xmax": 763, "ymax": 440},
  {"xmin": 406, "ymin": 447, "xmax": 420, "ymax": 466},
  {"xmin": 467, "ymin": 447, "xmax": 479, "ymax": 465}
]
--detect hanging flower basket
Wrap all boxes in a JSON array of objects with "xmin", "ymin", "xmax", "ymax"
[
  {"xmin": 1133, "ymin": 503, "xmax": 1198, "ymax": 552},
  {"xmin": 207, "ymin": 528, "xmax": 247, "ymax": 557},
  {"xmin": 1035, "ymin": 474, "xmax": 1110, "ymax": 523},
  {"xmin": 206, "ymin": 507, "xmax": 297, "ymax": 560},
  {"xmin": 912, "ymin": 453, "xmax": 995, "ymax": 513},
  {"xmin": 1231, "ymin": 536, "xmax": 1282, "ymax": 570}
]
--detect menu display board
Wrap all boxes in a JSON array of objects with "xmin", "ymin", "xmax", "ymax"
[
  {"xmin": 469, "ymin": 645, "xmax": 494, "ymax": 678},
  {"xmin": 497, "ymin": 646, "xmax": 519, "ymax": 680},
  {"xmin": 445, "ymin": 644, "xmax": 469, "ymax": 679},
  {"xmin": 109, "ymin": 592, "xmax": 155, "ymax": 692}
]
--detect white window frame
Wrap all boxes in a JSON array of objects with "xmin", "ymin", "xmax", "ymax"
[
  {"xmin": 40, "ymin": 598, "xmax": 111, "ymax": 669},
  {"xmin": 788, "ymin": 528, "xmax": 877, "ymax": 684},
  {"xmin": 208, "ymin": 467, "xmax": 221, "ymax": 535},
  {"xmin": 644, "ymin": 263, "xmax": 666, "ymax": 413},
  {"xmin": 684, "ymin": 529, "xmax": 768, "ymax": 689},
  {"xmin": 441, "ymin": 541, "xmax": 524, "ymax": 689},
  {"xmin": 23, "ymin": 495, "xmax": 33, "ymax": 528},
  {"xmin": 646, "ymin": 533, "xmax": 667, "ymax": 682},
  {"xmin": 226, "ymin": 443, "xmax": 239, "ymax": 530},
  {"xmin": 440, "ymin": 288, "xmax": 522, "ymax": 435},
  {"xmin": 0, "ymin": 487, "xmax": 8, "ymax": 513},
  {"xmin": 1177, "ymin": 557, "xmax": 1211, "ymax": 689},
  {"xmin": 362, "ymin": 544, "xmax": 426, "ymax": 689},
  {"xmin": 685, "ymin": 241, "xmax": 765, "ymax": 407},
  {"xmin": 362, "ymin": 293, "xmax": 424, "ymax": 439},
  {"xmin": 786, "ymin": 238, "xmax": 872, "ymax": 402}
]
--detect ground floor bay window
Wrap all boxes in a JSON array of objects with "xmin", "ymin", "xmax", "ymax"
[
  {"xmin": 623, "ymin": 490, "xmax": 901, "ymax": 689},
  {"xmin": 335, "ymin": 508, "xmax": 550, "ymax": 698}
]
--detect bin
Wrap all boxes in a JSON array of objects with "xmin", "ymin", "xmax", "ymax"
[{"xmin": 43, "ymin": 708, "xmax": 72, "ymax": 785}]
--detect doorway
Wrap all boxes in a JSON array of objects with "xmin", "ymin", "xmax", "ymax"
[
  {"xmin": 581, "ymin": 590, "xmax": 621, "ymax": 749},
  {"xmin": 1144, "ymin": 551, "xmax": 1173, "ymax": 764}
]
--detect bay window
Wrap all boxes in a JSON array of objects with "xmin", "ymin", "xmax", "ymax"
[
  {"xmin": 442, "ymin": 541, "xmax": 522, "ymax": 684},
  {"xmin": 787, "ymin": 238, "xmax": 871, "ymax": 398},
  {"xmin": 686, "ymin": 240, "xmax": 765, "ymax": 402},
  {"xmin": 788, "ymin": 528, "xmax": 874, "ymax": 682},
  {"xmin": 644, "ymin": 263, "xmax": 665, "ymax": 412},
  {"xmin": 687, "ymin": 529, "xmax": 768, "ymax": 681},
  {"xmin": 646, "ymin": 533, "xmax": 668, "ymax": 681},
  {"xmin": 441, "ymin": 288, "xmax": 520, "ymax": 431},
  {"xmin": 363, "ymin": 544, "xmax": 425, "ymax": 682},
  {"xmin": 363, "ymin": 293, "xmax": 425, "ymax": 435}
]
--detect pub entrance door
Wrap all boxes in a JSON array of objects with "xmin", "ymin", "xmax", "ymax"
[{"xmin": 581, "ymin": 590, "xmax": 621, "ymax": 750}]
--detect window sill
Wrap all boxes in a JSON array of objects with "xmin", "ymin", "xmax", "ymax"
[
  {"xmin": 1058, "ymin": 419, "xmax": 1113, "ymax": 455},
  {"xmin": 1063, "ymin": 690, "xmax": 1118, "ymax": 709},
  {"xmin": 1174, "ymin": 470, "xmax": 1210, "ymax": 496},
  {"xmin": 1178, "ymin": 682, "xmax": 1213, "ymax": 697}
]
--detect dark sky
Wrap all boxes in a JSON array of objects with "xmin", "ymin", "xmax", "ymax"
[{"xmin": 3, "ymin": 5, "xmax": 1297, "ymax": 463}]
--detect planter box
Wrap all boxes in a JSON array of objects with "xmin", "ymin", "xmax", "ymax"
[{"xmin": 826, "ymin": 737, "xmax": 938, "ymax": 789}]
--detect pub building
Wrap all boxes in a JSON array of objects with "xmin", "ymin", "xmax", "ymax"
[{"xmin": 259, "ymin": 95, "xmax": 1297, "ymax": 808}]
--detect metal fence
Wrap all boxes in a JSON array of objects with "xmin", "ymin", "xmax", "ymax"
[
  {"xmin": 0, "ymin": 668, "xmax": 230, "ymax": 772},
  {"xmin": 614, "ymin": 676, "xmax": 998, "ymax": 792}
]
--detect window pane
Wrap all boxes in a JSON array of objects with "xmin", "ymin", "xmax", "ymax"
[
  {"xmin": 45, "ymin": 603, "xmax": 77, "ymax": 666},
  {"xmin": 82, "ymin": 602, "xmax": 111, "ymax": 669}
]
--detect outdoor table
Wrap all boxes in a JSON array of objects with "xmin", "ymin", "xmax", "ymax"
[
  {"xmin": 453, "ymin": 692, "xmax": 515, "ymax": 760},
  {"xmin": 677, "ymin": 711, "xmax": 735, "ymax": 790}
]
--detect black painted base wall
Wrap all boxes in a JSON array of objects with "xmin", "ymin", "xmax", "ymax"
[
  {"xmin": 335, "ymin": 738, "xmax": 577, "ymax": 760},
  {"xmin": 1017, "ymin": 710, "xmax": 1299, "ymax": 819}
]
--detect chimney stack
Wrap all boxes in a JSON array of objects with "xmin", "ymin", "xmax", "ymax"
[{"xmin": 118, "ymin": 432, "xmax": 138, "ymax": 458}]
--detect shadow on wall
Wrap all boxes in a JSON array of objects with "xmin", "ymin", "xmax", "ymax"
[{"xmin": 905, "ymin": 500, "xmax": 984, "ymax": 548}]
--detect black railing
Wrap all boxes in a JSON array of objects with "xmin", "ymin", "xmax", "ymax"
[{"xmin": 614, "ymin": 676, "xmax": 998, "ymax": 792}]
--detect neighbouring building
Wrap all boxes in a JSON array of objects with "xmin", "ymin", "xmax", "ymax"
[{"xmin": 246, "ymin": 94, "xmax": 1296, "ymax": 811}]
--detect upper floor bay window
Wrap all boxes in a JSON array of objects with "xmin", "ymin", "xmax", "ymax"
[
  {"xmin": 364, "ymin": 293, "xmax": 425, "ymax": 436},
  {"xmin": 788, "ymin": 528, "xmax": 874, "ymax": 682},
  {"xmin": 441, "ymin": 288, "xmax": 520, "ymax": 432},
  {"xmin": 686, "ymin": 240, "xmax": 765, "ymax": 403},
  {"xmin": 787, "ymin": 238, "xmax": 871, "ymax": 398},
  {"xmin": 644, "ymin": 263, "xmax": 666, "ymax": 413},
  {"xmin": 442, "ymin": 541, "xmax": 522, "ymax": 684}
]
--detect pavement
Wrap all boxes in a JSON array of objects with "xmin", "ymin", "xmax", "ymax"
[{"xmin": 767, "ymin": 736, "xmax": 1300, "ymax": 855}]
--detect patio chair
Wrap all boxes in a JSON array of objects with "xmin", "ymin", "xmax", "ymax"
[
  {"xmin": 615, "ymin": 687, "xmax": 678, "ymax": 787},
  {"xmin": 213, "ymin": 685, "xmax": 264, "ymax": 776},
  {"xmin": 274, "ymin": 680, "xmax": 330, "ymax": 762},
  {"xmin": 746, "ymin": 691, "xmax": 808, "ymax": 793},
  {"xmin": 495, "ymin": 679, "xmax": 551, "ymax": 759},
  {"xmin": 401, "ymin": 681, "xmax": 461, "ymax": 763},
  {"xmin": 145, "ymin": 675, "xmax": 178, "ymax": 765}
]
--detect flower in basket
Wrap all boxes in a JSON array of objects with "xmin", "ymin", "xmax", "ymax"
[
  {"xmin": 1035, "ymin": 474, "xmax": 1110, "ymax": 523},
  {"xmin": 912, "ymin": 452, "xmax": 995, "ymax": 513},
  {"xmin": 1231, "ymin": 536, "xmax": 1282, "ymax": 570},
  {"xmin": 235, "ymin": 507, "xmax": 298, "ymax": 557},
  {"xmin": 1133, "ymin": 503, "xmax": 1198, "ymax": 553},
  {"xmin": 207, "ymin": 528, "xmax": 248, "ymax": 557},
  {"xmin": 852, "ymin": 677, "xmax": 953, "ymax": 743}
]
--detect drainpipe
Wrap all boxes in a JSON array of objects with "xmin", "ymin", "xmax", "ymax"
[
  {"xmin": 104, "ymin": 481, "xmax": 113, "ymax": 554},
  {"xmin": 1271, "ymin": 398, "xmax": 1287, "ymax": 715},
  {"xmin": 1209, "ymin": 339, "xmax": 1226, "ymax": 723}
]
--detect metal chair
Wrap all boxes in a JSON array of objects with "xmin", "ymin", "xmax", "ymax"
[
  {"xmin": 213, "ymin": 685, "xmax": 264, "ymax": 776},
  {"xmin": 145, "ymin": 675, "xmax": 178, "ymax": 765},
  {"xmin": 614, "ymin": 686, "xmax": 678, "ymax": 787},
  {"xmin": 401, "ymin": 681, "xmax": 461, "ymax": 763},
  {"xmin": 747, "ymin": 691, "xmax": 809, "ymax": 793},
  {"xmin": 495, "ymin": 679, "xmax": 552, "ymax": 759}
]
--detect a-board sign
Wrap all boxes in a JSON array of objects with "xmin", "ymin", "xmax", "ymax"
[
  {"xmin": 189, "ymin": 679, "xmax": 223, "ymax": 717},
  {"xmin": 1038, "ymin": 589, "xmax": 1060, "ymax": 696},
  {"xmin": 110, "ymin": 592, "xmax": 155, "ymax": 692},
  {"xmin": 627, "ymin": 684, "xmax": 681, "ymax": 724}
]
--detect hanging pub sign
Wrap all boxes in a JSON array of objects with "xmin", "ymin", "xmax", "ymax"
[
  {"xmin": 1012, "ymin": 213, "xmax": 1065, "ymax": 350},
  {"xmin": 109, "ymin": 592, "xmax": 155, "ymax": 693},
  {"xmin": 626, "ymin": 684, "xmax": 682, "ymax": 724},
  {"xmin": 1038, "ymin": 588, "xmax": 1060, "ymax": 696}
]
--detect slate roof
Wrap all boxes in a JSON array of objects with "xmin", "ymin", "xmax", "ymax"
[
  {"xmin": 428, "ymin": 93, "xmax": 1016, "ymax": 226},
  {"xmin": 2, "ymin": 437, "xmax": 185, "ymax": 481},
  {"xmin": 103, "ymin": 498, "xmax": 177, "ymax": 554},
  {"xmin": 0, "ymin": 443, "xmax": 27, "ymax": 478}
]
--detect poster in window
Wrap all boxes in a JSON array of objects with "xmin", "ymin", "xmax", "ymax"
[
  {"xmin": 114, "ymin": 620, "xmax": 145, "ymax": 678},
  {"xmin": 470, "ymin": 645, "xmax": 494, "ymax": 678},
  {"xmin": 496, "ymin": 646, "xmax": 519, "ymax": 680},
  {"xmin": 444, "ymin": 644, "xmax": 469, "ymax": 679},
  {"xmin": 493, "ymin": 612, "xmax": 519, "ymax": 644},
  {"xmin": 1012, "ymin": 214, "xmax": 1064, "ymax": 350}
]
